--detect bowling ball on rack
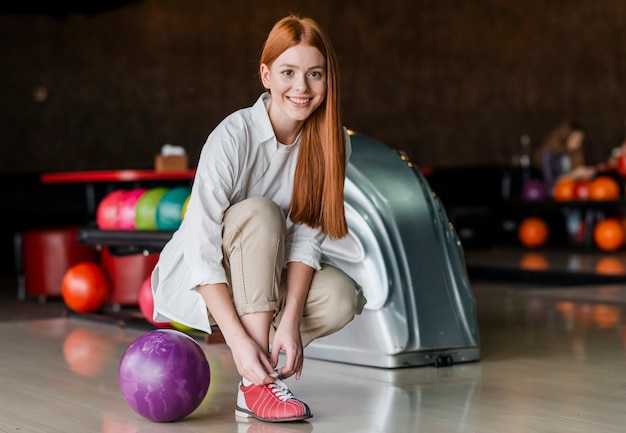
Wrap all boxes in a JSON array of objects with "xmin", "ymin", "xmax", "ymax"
[
  {"xmin": 156, "ymin": 186, "xmax": 191, "ymax": 231},
  {"xmin": 135, "ymin": 187, "xmax": 170, "ymax": 230},
  {"xmin": 573, "ymin": 179, "xmax": 590, "ymax": 200},
  {"xmin": 588, "ymin": 176, "xmax": 620, "ymax": 201},
  {"xmin": 182, "ymin": 194, "xmax": 191, "ymax": 220},
  {"xmin": 617, "ymin": 153, "xmax": 626, "ymax": 177},
  {"xmin": 118, "ymin": 329, "xmax": 211, "ymax": 422},
  {"xmin": 518, "ymin": 216, "xmax": 549, "ymax": 248},
  {"xmin": 117, "ymin": 188, "xmax": 148, "ymax": 230},
  {"xmin": 552, "ymin": 178, "xmax": 575, "ymax": 201},
  {"xmin": 521, "ymin": 179, "xmax": 547, "ymax": 201},
  {"xmin": 593, "ymin": 218, "xmax": 624, "ymax": 251},
  {"xmin": 96, "ymin": 190, "xmax": 128, "ymax": 230}
]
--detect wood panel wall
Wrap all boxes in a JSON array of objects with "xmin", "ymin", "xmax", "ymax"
[{"xmin": 1, "ymin": 0, "xmax": 625, "ymax": 173}]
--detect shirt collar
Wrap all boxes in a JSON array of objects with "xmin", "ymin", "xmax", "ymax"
[{"xmin": 252, "ymin": 92, "xmax": 277, "ymax": 147}]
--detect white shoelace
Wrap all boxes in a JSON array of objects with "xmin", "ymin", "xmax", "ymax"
[{"xmin": 268, "ymin": 378, "xmax": 295, "ymax": 402}]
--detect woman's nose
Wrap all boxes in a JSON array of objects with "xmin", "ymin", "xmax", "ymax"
[{"xmin": 294, "ymin": 74, "xmax": 308, "ymax": 92}]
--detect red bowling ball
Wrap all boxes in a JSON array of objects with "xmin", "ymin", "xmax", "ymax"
[
  {"xmin": 61, "ymin": 262, "xmax": 112, "ymax": 313},
  {"xmin": 573, "ymin": 179, "xmax": 590, "ymax": 200}
]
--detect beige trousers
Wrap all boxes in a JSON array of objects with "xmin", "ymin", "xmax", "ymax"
[{"xmin": 217, "ymin": 197, "xmax": 365, "ymax": 347}]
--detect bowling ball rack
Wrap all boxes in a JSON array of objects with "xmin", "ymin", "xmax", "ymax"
[
  {"xmin": 77, "ymin": 224, "xmax": 173, "ymax": 256},
  {"xmin": 73, "ymin": 224, "xmax": 251, "ymax": 345}
]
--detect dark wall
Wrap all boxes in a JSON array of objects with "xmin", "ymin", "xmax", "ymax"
[{"xmin": 1, "ymin": 0, "xmax": 625, "ymax": 174}]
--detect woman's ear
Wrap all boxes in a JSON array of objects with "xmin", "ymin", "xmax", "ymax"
[{"xmin": 260, "ymin": 64, "xmax": 271, "ymax": 90}]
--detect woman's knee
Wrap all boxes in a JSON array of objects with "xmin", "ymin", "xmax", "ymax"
[
  {"xmin": 225, "ymin": 197, "xmax": 285, "ymax": 237},
  {"xmin": 333, "ymin": 277, "xmax": 362, "ymax": 326},
  {"xmin": 314, "ymin": 266, "xmax": 362, "ymax": 327}
]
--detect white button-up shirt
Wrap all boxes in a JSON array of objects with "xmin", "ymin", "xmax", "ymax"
[{"xmin": 152, "ymin": 92, "xmax": 351, "ymax": 332}]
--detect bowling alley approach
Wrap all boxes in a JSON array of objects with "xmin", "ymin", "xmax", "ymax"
[{"xmin": 2, "ymin": 3, "xmax": 626, "ymax": 433}]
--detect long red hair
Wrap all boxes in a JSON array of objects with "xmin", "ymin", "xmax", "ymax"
[{"xmin": 260, "ymin": 15, "xmax": 347, "ymax": 239}]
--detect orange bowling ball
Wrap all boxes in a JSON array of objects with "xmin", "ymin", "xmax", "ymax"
[
  {"xmin": 61, "ymin": 262, "xmax": 112, "ymax": 313},
  {"xmin": 553, "ymin": 178, "xmax": 576, "ymax": 201},
  {"xmin": 518, "ymin": 217, "xmax": 549, "ymax": 248},
  {"xmin": 588, "ymin": 176, "xmax": 620, "ymax": 201},
  {"xmin": 593, "ymin": 219, "xmax": 625, "ymax": 251}
]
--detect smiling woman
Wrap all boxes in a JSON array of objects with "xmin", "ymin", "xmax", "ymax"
[
  {"xmin": 149, "ymin": 14, "xmax": 366, "ymax": 424},
  {"xmin": 259, "ymin": 44, "xmax": 327, "ymax": 139}
]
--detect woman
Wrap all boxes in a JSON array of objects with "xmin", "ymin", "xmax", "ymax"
[
  {"xmin": 532, "ymin": 119, "xmax": 596, "ymax": 192},
  {"xmin": 151, "ymin": 15, "xmax": 366, "ymax": 423}
]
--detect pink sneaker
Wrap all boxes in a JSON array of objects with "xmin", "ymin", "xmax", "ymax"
[{"xmin": 235, "ymin": 378, "xmax": 312, "ymax": 422}]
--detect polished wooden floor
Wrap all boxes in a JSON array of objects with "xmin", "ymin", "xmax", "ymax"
[{"xmin": 2, "ymin": 258, "xmax": 626, "ymax": 433}]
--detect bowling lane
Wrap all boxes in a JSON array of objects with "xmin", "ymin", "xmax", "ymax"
[
  {"xmin": 4, "ymin": 280, "xmax": 626, "ymax": 432},
  {"xmin": 465, "ymin": 246, "xmax": 626, "ymax": 284}
]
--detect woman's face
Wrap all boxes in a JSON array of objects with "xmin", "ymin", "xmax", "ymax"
[
  {"xmin": 260, "ymin": 43, "xmax": 327, "ymax": 131},
  {"xmin": 566, "ymin": 131, "xmax": 585, "ymax": 152}
]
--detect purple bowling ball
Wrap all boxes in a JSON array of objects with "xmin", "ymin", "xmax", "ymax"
[
  {"xmin": 118, "ymin": 329, "xmax": 210, "ymax": 422},
  {"xmin": 521, "ymin": 179, "xmax": 548, "ymax": 201}
]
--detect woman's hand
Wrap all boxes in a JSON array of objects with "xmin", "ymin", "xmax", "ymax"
[
  {"xmin": 272, "ymin": 262, "xmax": 313, "ymax": 380},
  {"xmin": 230, "ymin": 334, "xmax": 276, "ymax": 386},
  {"xmin": 570, "ymin": 165, "xmax": 596, "ymax": 180},
  {"xmin": 271, "ymin": 320, "xmax": 304, "ymax": 380},
  {"xmin": 197, "ymin": 283, "xmax": 275, "ymax": 385}
]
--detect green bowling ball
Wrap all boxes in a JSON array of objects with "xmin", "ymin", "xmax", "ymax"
[
  {"xmin": 156, "ymin": 186, "xmax": 191, "ymax": 230},
  {"xmin": 170, "ymin": 321, "xmax": 202, "ymax": 334},
  {"xmin": 135, "ymin": 187, "xmax": 169, "ymax": 230}
]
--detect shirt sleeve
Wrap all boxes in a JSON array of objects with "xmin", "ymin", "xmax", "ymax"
[{"xmin": 183, "ymin": 125, "xmax": 242, "ymax": 288}]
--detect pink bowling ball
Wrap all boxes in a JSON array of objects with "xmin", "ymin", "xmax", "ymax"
[
  {"xmin": 138, "ymin": 276, "xmax": 170, "ymax": 327},
  {"xmin": 96, "ymin": 190, "xmax": 128, "ymax": 230},
  {"xmin": 521, "ymin": 179, "xmax": 547, "ymax": 202},
  {"xmin": 117, "ymin": 188, "xmax": 148, "ymax": 230}
]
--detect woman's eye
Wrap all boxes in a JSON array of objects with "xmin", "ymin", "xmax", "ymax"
[
  {"xmin": 309, "ymin": 71, "xmax": 322, "ymax": 78},
  {"xmin": 282, "ymin": 70, "xmax": 293, "ymax": 77}
]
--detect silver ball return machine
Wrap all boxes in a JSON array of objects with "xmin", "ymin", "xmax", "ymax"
[{"xmin": 305, "ymin": 132, "xmax": 480, "ymax": 368}]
